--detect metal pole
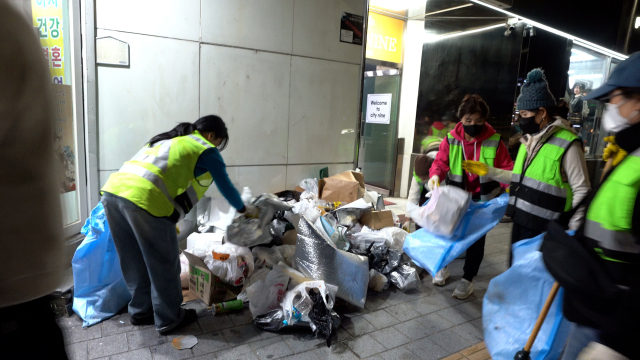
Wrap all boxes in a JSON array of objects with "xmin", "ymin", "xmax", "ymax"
[
  {"xmin": 624, "ymin": 0, "xmax": 639, "ymax": 53},
  {"xmin": 354, "ymin": 0, "xmax": 369, "ymax": 170}
]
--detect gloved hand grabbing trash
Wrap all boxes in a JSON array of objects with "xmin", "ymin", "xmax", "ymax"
[
  {"xmin": 462, "ymin": 160, "xmax": 489, "ymax": 176},
  {"xmin": 603, "ymin": 136, "xmax": 627, "ymax": 166},
  {"xmin": 242, "ymin": 204, "xmax": 260, "ymax": 219},
  {"xmin": 427, "ymin": 175, "xmax": 440, "ymax": 191}
]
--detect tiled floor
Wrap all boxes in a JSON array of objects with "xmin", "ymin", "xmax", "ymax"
[{"xmin": 59, "ymin": 222, "xmax": 512, "ymax": 360}]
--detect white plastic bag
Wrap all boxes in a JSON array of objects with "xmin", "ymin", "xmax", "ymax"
[
  {"xmin": 186, "ymin": 232, "xmax": 224, "ymax": 258},
  {"xmin": 203, "ymin": 242, "xmax": 254, "ymax": 286},
  {"xmin": 246, "ymin": 267, "xmax": 290, "ymax": 318},
  {"xmin": 281, "ymin": 281, "xmax": 336, "ymax": 326},
  {"xmin": 299, "ymin": 178, "xmax": 319, "ymax": 200},
  {"xmin": 407, "ymin": 185, "xmax": 471, "ymax": 236},
  {"xmin": 180, "ymin": 253, "xmax": 190, "ymax": 289},
  {"xmin": 238, "ymin": 267, "xmax": 270, "ymax": 303},
  {"xmin": 275, "ymin": 245, "xmax": 296, "ymax": 268},
  {"xmin": 252, "ymin": 246, "xmax": 284, "ymax": 269}
]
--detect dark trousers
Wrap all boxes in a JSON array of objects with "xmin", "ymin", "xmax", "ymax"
[
  {"xmin": 462, "ymin": 235, "xmax": 486, "ymax": 281},
  {"xmin": 0, "ymin": 296, "xmax": 68, "ymax": 360},
  {"xmin": 509, "ymin": 222, "xmax": 544, "ymax": 266}
]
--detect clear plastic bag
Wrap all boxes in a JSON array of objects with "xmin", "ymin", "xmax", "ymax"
[
  {"xmin": 299, "ymin": 178, "xmax": 319, "ymax": 199},
  {"xmin": 407, "ymin": 185, "xmax": 471, "ymax": 236},
  {"xmin": 246, "ymin": 267, "xmax": 290, "ymax": 318},
  {"xmin": 275, "ymin": 245, "xmax": 296, "ymax": 268},
  {"xmin": 252, "ymin": 246, "xmax": 284, "ymax": 269},
  {"xmin": 281, "ymin": 281, "xmax": 335, "ymax": 326},
  {"xmin": 389, "ymin": 264, "xmax": 420, "ymax": 292},
  {"xmin": 237, "ymin": 267, "xmax": 270, "ymax": 303}
]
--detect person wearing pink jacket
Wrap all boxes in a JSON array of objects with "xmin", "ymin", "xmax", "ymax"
[{"xmin": 427, "ymin": 95, "xmax": 514, "ymax": 299}]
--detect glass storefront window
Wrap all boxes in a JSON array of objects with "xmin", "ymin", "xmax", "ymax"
[
  {"xmin": 30, "ymin": 0, "xmax": 82, "ymax": 228},
  {"xmin": 566, "ymin": 45, "xmax": 609, "ymax": 157}
]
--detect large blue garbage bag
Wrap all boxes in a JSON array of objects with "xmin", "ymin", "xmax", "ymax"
[
  {"xmin": 403, "ymin": 193, "xmax": 508, "ymax": 275},
  {"xmin": 483, "ymin": 233, "xmax": 571, "ymax": 360},
  {"xmin": 72, "ymin": 202, "xmax": 131, "ymax": 327}
]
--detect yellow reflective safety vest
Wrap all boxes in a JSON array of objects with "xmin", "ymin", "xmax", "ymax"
[{"xmin": 102, "ymin": 131, "xmax": 214, "ymax": 222}]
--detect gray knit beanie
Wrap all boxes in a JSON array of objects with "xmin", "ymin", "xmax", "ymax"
[{"xmin": 516, "ymin": 68, "xmax": 556, "ymax": 111}]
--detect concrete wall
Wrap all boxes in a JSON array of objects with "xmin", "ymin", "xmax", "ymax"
[{"xmin": 95, "ymin": 0, "xmax": 364, "ymax": 197}]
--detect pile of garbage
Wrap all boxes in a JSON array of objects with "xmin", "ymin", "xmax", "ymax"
[{"xmin": 179, "ymin": 171, "xmax": 421, "ymax": 346}]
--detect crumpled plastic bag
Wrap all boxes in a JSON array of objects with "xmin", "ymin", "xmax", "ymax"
[
  {"xmin": 180, "ymin": 253, "xmax": 190, "ymax": 289},
  {"xmin": 196, "ymin": 197, "xmax": 237, "ymax": 233},
  {"xmin": 204, "ymin": 242, "xmax": 254, "ymax": 286},
  {"xmin": 292, "ymin": 199, "xmax": 325, "ymax": 224},
  {"xmin": 389, "ymin": 264, "xmax": 420, "ymax": 292},
  {"xmin": 186, "ymin": 232, "xmax": 224, "ymax": 258},
  {"xmin": 484, "ymin": 233, "xmax": 571, "ymax": 360},
  {"xmin": 370, "ymin": 244, "xmax": 402, "ymax": 274},
  {"xmin": 295, "ymin": 216, "xmax": 369, "ymax": 308},
  {"xmin": 308, "ymin": 288, "xmax": 341, "ymax": 347},
  {"xmin": 368, "ymin": 269, "xmax": 389, "ymax": 292},
  {"xmin": 252, "ymin": 246, "xmax": 284, "ymax": 269},
  {"xmin": 403, "ymin": 194, "xmax": 509, "ymax": 276},
  {"xmin": 238, "ymin": 267, "xmax": 270, "ymax": 303},
  {"xmin": 407, "ymin": 185, "xmax": 471, "ymax": 236},
  {"xmin": 348, "ymin": 227, "xmax": 387, "ymax": 252},
  {"xmin": 275, "ymin": 245, "xmax": 296, "ymax": 268},
  {"xmin": 246, "ymin": 266, "xmax": 290, "ymax": 318},
  {"xmin": 299, "ymin": 178, "xmax": 319, "ymax": 199},
  {"xmin": 226, "ymin": 194, "xmax": 293, "ymax": 247},
  {"xmin": 281, "ymin": 281, "xmax": 335, "ymax": 326}
]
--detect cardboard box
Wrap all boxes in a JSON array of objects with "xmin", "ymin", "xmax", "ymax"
[
  {"xmin": 183, "ymin": 251, "xmax": 239, "ymax": 305},
  {"xmin": 360, "ymin": 210, "xmax": 395, "ymax": 230},
  {"xmin": 318, "ymin": 171, "xmax": 365, "ymax": 204}
]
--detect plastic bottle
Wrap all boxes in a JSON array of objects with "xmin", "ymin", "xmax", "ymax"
[{"xmin": 212, "ymin": 299, "xmax": 243, "ymax": 314}]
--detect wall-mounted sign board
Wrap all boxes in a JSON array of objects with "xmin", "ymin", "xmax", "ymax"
[
  {"xmin": 366, "ymin": 93, "xmax": 392, "ymax": 124},
  {"xmin": 366, "ymin": 13, "xmax": 404, "ymax": 64},
  {"xmin": 340, "ymin": 12, "xmax": 364, "ymax": 45},
  {"xmin": 96, "ymin": 36, "xmax": 129, "ymax": 66}
]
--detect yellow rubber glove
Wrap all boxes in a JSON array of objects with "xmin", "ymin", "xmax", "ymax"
[
  {"xmin": 462, "ymin": 160, "xmax": 489, "ymax": 176},
  {"xmin": 602, "ymin": 136, "xmax": 628, "ymax": 166}
]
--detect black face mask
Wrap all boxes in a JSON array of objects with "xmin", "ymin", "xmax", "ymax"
[
  {"xmin": 463, "ymin": 124, "xmax": 484, "ymax": 138},
  {"xmin": 519, "ymin": 114, "xmax": 541, "ymax": 135}
]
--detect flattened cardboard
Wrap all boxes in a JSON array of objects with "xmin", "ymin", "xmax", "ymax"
[
  {"xmin": 360, "ymin": 210, "xmax": 395, "ymax": 230},
  {"xmin": 318, "ymin": 171, "xmax": 365, "ymax": 204}
]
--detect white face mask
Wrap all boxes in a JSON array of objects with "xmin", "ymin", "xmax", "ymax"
[{"xmin": 602, "ymin": 100, "xmax": 638, "ymax": 133}]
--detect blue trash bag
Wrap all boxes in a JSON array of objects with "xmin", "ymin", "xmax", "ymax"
[
  {"xmin": 72, "ymin": 202, "xmax": 131, "ymax": 327},
  {"xmin": 483, "ymin": 233, "xmax": 571, "ymax": 360},
  {"xmin": 403, "ymin": 193, "xmax": 508, "ymax": 275}
]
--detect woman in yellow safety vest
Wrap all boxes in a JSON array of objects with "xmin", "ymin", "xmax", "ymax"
[{"xmin": 100, "ymin": 115, "xmax": 256, "ymax": 335}]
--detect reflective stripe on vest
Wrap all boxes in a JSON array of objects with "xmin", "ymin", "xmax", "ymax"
[
  {"xmin": 102, "ymin": 131, "xmax": 214, "ymax": 221},
  {"xmin": 507, "ymin": 129, "xmax": 577, "ymax": 228},
  {"xmin": 447, "ymin": 132, "xmax": 501, "ymax": 201},
  {"xmin": 585, "ymin": 148, "xmax": 640, "ymax": 262}
]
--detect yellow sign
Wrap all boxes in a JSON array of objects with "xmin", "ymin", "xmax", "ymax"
[
  {"xmin": 366, "ymin": 13, "xmax": 404, "ymax": 64},
  {"xmin": 31, "ymin": 0, "xmax": 65, "ymax": 84}
]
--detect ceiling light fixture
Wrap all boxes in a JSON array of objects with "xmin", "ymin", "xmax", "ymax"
[
  {"xmin": 469, "ymin": 0, "xmax": 628, "ymax": 60},
  {"xmin": 423, "ymin": 23, "xmax": 504, "ymax": 43}
]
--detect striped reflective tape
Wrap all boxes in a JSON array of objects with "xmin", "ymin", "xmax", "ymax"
[
  {"xmin": 510, "ymin": 198, "xmax": 560, "ymax": 220},
  {"xmin": 521, "ymin": 176, "xmax": 567, "ymax": 198},
  {"xmin": 187, "ymin": 134, "xmax": 214, "ymax": 148},
  {"xmin": 546, "ymin": 136, "xmax": 572, "ymax": 149},
  {"xmin": 482, "ymin": 139, "xmax": 500, "ymax": 148},
  {"xmin": 585, "ymin": 219, "xmax": 640, "ymax": 254}
]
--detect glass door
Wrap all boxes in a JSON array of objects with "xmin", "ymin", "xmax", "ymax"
[
  {"xmin": 358, "ymin": 74, "xmax": 401, "ymax": 192},
  {"xmin": 30, "ymin": 0, "xmax": 87, "ymax": 236}
]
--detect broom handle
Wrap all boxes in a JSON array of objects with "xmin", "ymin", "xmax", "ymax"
[{"xmin": 524, "ymin": 282, "xmax": 560, "ymax": 352}]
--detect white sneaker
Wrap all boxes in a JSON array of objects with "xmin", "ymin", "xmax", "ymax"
[
  {"xmin": 452, "ymin": 279, "xmax": 474, "ymax": 299},
  {"xmin": 432, "ymin": 267, "xmax": 450, "ymax": 286}
]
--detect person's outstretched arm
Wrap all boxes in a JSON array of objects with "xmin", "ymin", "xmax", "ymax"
[{"xmin": 196, "ymin": 148, "xmax": 245, "ymax": 212}]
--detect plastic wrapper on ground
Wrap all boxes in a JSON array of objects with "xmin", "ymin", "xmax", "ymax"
[
  {"xmin": 246, "ymin": 266, "xmax": 290, "ymax": 318},
  {"xmin": 389, "ymin": 264, "xmax": 420, "ymax": 292},
  {"xmin": 295, "ymin": 216, "xmax": 369, "ymax": 308},
  {"xmin": 403, "ymin": 193, "xmax": 509, "ymax": 276},
  {"xmin": 407, "ymin": 185, "xmax": 471, "ymax": 236},
  {"xmin": 252, "ymin": 246, "xmax": 284, "ymax": 269},
  {"xmin": 368, "ymin": 269, "xmax": 388, "ymax": 292},
  {"xmin": 484, "ymin": 233, "xmax": 570, "ymax": 360},
  {"xmin": 203, "ymin": 242, "xmax": 254, "ymax": 286}
]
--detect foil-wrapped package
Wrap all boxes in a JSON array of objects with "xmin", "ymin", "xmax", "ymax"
[
  {"xmin": 295, "ymin": 216, "xmax": 369, "ymax": 308},
  {"xmin": 226, "ymin": 194, "xmax": 293, "ymax": 247},
  {"xmin": 389, "ymin": 264, "xmax": 420, "ymax": 292}
]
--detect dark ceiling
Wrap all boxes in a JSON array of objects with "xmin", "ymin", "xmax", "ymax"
[{"xmin": 417, "ymin": 0, "xmax": 625, "ymax": 50}]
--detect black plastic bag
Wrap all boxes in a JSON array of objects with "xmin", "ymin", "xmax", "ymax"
[
  {"xmin": 307, "ymin": 289, "xmax": 341, "ymax": 347},
  {"xmin": 254, "ymin": 309, "xmax": 286, "ymax": 331}
]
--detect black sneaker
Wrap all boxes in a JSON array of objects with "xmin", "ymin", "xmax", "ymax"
[
  {"xmin": 158, "ymin": 309, "xmax": 198, "ymax": 335},
  {"xmin": 130, "ymin": 313, "xmax": 155, "ymax": 326}
]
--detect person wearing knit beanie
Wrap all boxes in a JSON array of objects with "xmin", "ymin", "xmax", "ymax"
[
  {"xmin": 517, "ymin": 68, "xmax": 556, "ymax": 111},
  {"xmin": 414, "ymin": 154, "xmax": 432, "ymax": 182}
]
